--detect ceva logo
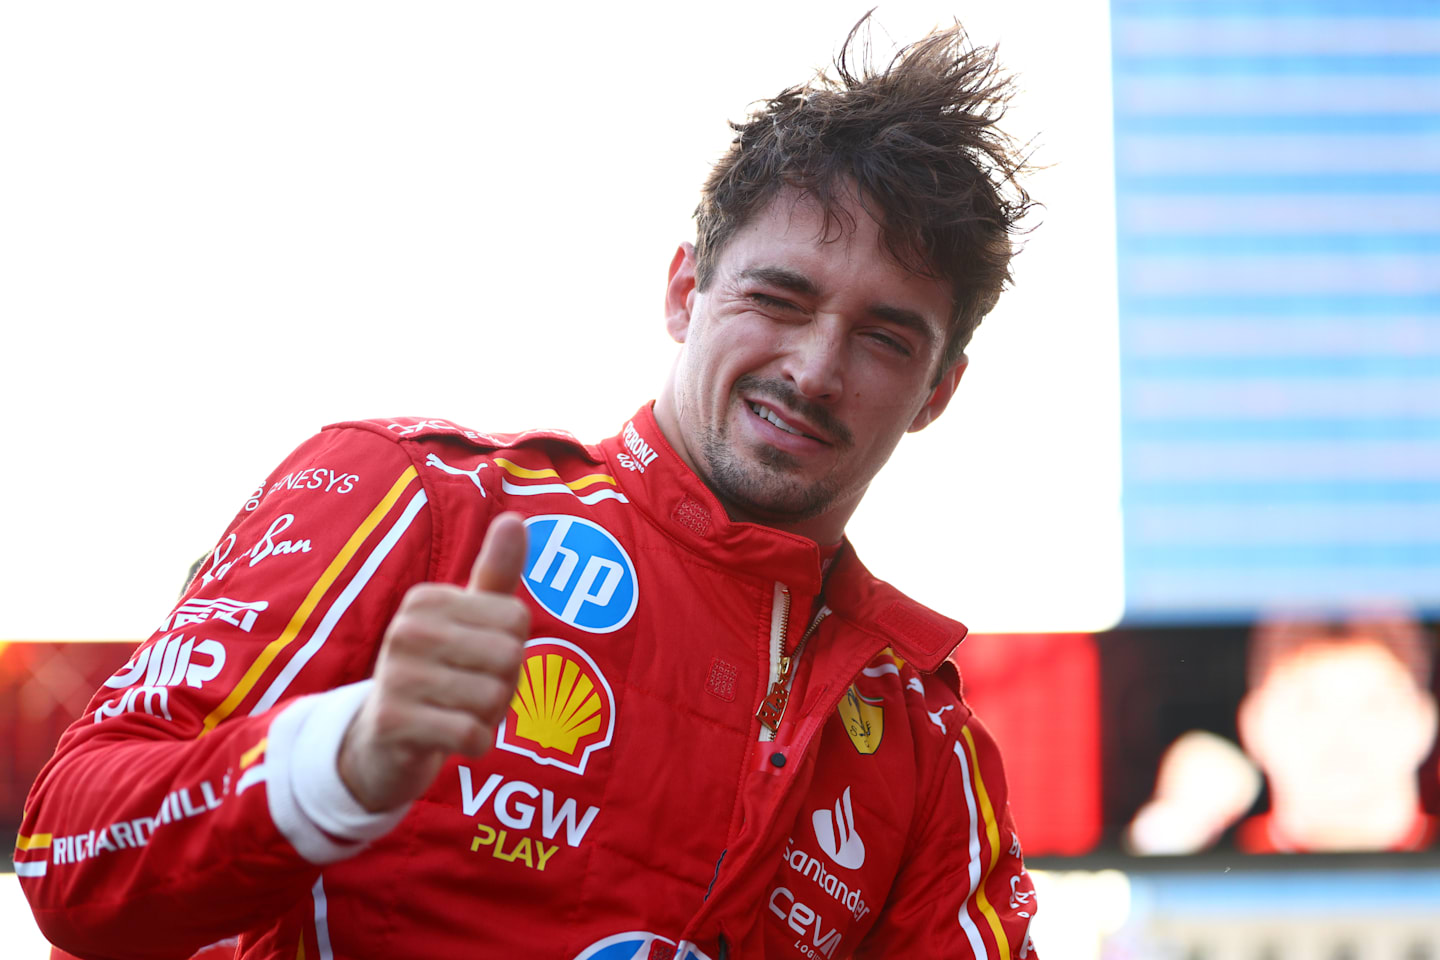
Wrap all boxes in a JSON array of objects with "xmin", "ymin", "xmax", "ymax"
[
  {"xmin": 812, "ymin": 786, "xmax": 866, "ymax": 870},
  {"xmin": 495, "ymin": 638, "xmax": 616, "ymax": 775},
  {"xmin": 573, "ymin": 933, "xmax": 713, "ymax": 960},
  {"xmin": 522, "ymin": 515, "xmax": 638, "ymax": 633}
]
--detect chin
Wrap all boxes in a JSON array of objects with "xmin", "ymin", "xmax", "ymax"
[
  {"xmin": 711, "ymin": 461, "xmax": 838, "ymax": 524},
  {"xmin": 697, "ymin": 416, "xmax": 845, "ymax": 520}
]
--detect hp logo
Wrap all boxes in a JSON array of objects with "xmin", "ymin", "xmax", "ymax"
[
  {"xmin": 521, "ymin": 515, "xmax": 638, "ymax": 634},
  {"xmin": 574, "ymin": 933, "xmax": 713, "ymax": 960}
]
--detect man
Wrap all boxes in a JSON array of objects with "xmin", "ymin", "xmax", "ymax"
[
  {"xmin": 1235, "ymin": 614, "xmax": 1438, "ymax": 853},
  {"xmin": 18, "ymin": 17, "xmax": 1038, "ymax": 959},
  {"xmin": 1124, "ymin": 614, "xmax": 1438, "ymax": 856}
]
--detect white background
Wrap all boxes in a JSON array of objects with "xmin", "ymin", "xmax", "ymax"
[{"xmin": 0, "ymin": 0, "xmax": 1121, "ymax": 641}]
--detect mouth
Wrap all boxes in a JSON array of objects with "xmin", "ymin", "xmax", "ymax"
[{"xmin": 746, "ymin": 400, "xmax": 826, "ymax": 444}]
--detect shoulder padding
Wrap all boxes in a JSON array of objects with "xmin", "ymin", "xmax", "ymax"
[{"xmin": 326, "ymin": 417, "xmax": 604, "ymax": 463}]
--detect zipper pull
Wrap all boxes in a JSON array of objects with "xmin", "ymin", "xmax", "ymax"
[
  {"xmin": 756, "ymin": 676, "xmax": 789, "ymax": 733},
  {"xmin": 756, "ymin": 654, "xmax": 795, "ymax": 731},
  {"xmin": 756, "ymin": 608, "xmax": 830, "ymax": 735},
  {"xmin": 758, "ymin": 585, "xmax": 794, "ymax": 734}
]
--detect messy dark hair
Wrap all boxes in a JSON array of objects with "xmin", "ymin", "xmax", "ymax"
[{"xmin": 694, "ymin": 12, "xmax": 1035, "ymax": 376}]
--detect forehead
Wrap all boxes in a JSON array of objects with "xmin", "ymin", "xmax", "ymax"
[
  {"xmin": 718, "ymin": 190, "xmax": 952, "ymax": 322},
  {"xmin": 1268, "ymin": 642, "xmax": 1415, "ymax": 690}
]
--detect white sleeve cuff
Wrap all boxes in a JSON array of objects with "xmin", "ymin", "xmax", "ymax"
[{"xmin": 265, "ymin": 679, "xmax": 413, "ymax": 865}]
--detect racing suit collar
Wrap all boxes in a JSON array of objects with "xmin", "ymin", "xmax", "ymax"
[
  {"xmin": 823, "ymin": 545, "xmax": 970, "ymax": 672},
  {"xmin": 602, "ymin": 404, "xmax": 967, "ymax": 671},
  {"xmin": 603, "ymin": 403, "xmax": 826, "ymax": 595}
]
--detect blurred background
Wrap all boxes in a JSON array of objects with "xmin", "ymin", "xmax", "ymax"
[{"xmin": 3, "ymin": 0, "xmax": 1439, "ymax": 957}]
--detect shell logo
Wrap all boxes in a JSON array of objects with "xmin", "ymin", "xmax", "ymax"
[{"xmin": 495, "ymin": 637, "xmax": 616, "ymax": 775}]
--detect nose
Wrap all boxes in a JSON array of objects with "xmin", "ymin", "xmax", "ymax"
[{"xmin": 781, "ymin": 317, "xmax": 845, "ymax": 402}]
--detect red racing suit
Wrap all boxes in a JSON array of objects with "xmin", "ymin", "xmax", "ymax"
[{"xmin": 17, "ymin": 404, "xmax": 1038, "ymax": 960}]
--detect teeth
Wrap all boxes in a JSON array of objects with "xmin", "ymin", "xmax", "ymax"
[{"xmin": 749, "ymin": 402, "xmax": 805, "ymax": 437}]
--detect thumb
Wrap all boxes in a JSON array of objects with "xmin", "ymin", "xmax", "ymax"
[{"xmin": 468, "ymin": 512, "xmax": 528, "ymax": 594}]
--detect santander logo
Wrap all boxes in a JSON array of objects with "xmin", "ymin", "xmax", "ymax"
[{"xmin": 812, "ymin": 786, "xmax": 866, "ymax": 870}]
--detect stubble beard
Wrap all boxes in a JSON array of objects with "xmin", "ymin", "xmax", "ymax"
[{"xmin": 697, "ymin": 418, "xmax": 840, "ymax": 523}]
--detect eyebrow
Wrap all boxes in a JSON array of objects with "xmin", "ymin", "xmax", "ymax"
[
  {"xmin": 736, "ymin": 263, "xmax": 941, "ymax": 347},
  {"xmin": 737, "ymin": 265, "xmax": 818, "ymax": 297},
  {"xmin": 870, "ymin": 305, "xmax": 938, "ymax": 347}
]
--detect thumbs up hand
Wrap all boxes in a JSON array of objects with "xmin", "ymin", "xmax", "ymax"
[{"xmin": 339, "ymin": 513, "xmax": 530, "ymax": 813}]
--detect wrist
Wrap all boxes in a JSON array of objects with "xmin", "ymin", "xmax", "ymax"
[{"xmin": 265, "ymin": 681, "xmax": 413, "ymax": 863}]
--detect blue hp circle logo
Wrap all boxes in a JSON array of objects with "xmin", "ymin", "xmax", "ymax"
[
  {"xmin": 521, "ymin": 515, "xmax": 638, "ymax": 634},
  {"xmin": 574, "ymin": 933, "xmax": 713, "ymax": 960}
]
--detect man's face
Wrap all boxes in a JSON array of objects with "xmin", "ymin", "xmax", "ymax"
[
  {"xmin": 1235, "ymin": 635, "xmax": 1436, "ymax": 852},
  {"xmin": 659, "ymin": 188, "xmax": 963, "ymax": 541},
  {"xmin": 1243, "ymin": 643, "xmax": 1436, "ymax": 793}
]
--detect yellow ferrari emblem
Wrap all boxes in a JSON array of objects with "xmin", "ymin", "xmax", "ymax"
[{"xmin": 837, "ymin": 684, "xmax": 884, "ymax": 755}]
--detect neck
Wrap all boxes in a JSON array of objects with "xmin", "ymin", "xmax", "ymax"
[
  {"xmin": 1268, "ymin": 778, "xmax": 1421, "ymax": 851},
  {"xmin": 653, "ymin": 381, "xmax": 853, "ymax": 545},
  {"xmin": 709, "ymin": 489, "xmax": 856, "ymax": 546}
]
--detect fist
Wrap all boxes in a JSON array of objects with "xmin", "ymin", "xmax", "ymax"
[{"xmin": 339, "ymin": 512, "xmax": 530, "ymax": 813}]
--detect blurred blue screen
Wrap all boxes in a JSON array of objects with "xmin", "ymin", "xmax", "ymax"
[{"xmin": 1112, "ymin": 0, "xmax": 1440, "ymax": 621}]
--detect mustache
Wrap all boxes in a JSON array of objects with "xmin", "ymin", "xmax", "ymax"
[{"xmin": 736, "ymin": 375, "xmax": 853, "ymax": 447}]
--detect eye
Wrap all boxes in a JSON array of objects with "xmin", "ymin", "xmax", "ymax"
[
  {"xmin": 864, "ymin": 330, "xmax": 912, "ymax": 356},
  {"xmin": 748, "ymin": 292, "xmax": 798, "ymax": 311}
]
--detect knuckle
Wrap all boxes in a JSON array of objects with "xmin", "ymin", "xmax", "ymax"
[
  {"xmin": 381, "ymin": 658, "xmax": 421, "ymax": 696},
  {"xmin": 478, "ymin": 676, "xmax": 518, "ymax": 713},
  {"xmin": 386, "ymin": 612, "xmax": 419, "ymax": 646},
  {"xmin": 491, "ymin": 634, "xmax": 526, "ymax": 676},
  {"xmin": 498, "ymin": 633, "xmax": 527, "ymax": 673},
  {"xmin": 370, "ymin": 698, "xmax": 406, "ymax": 735},
  {"xmin": 399, "ymin": 583, "xmax": 432, "ymax": 609},
  {"xmin": 498, "ymin": 598, "xmax": 531, "ymax": 637},
  {"xmin": 385, "ymin": 658, "xmax": 442, "ymax": 704},
  {"xmin": 387, "ymin": 613, "xmax": 448, "ymax": 657},
  {"xmin": 387, "ymin": 609, "xmax": 438, "ymax": 650},
  {"xmin": 404, "ymin": 582, "xmax": 451, "ymax": 609}
]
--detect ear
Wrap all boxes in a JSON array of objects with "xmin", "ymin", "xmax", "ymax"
[
  {"xmin": 665, "ymin": 242, "xmax": 699, "ymax": 344},
  {"xmin": 907, "ymin": 354, "xmax": 968, "ymax": 433}
]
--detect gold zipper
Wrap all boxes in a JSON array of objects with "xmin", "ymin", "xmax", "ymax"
[{"xmin": 756, "ymin": 597, "xmax": 831, "ymax": 736}]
